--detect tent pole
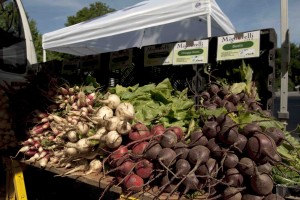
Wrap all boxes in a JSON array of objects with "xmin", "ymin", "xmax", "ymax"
[
  {"xmin": 207, "ymin": 13, "xmax": 211, "ymax": 37},
  {"xmin": 277, "ymin": 0, "xmax": 290, "ymax": 130},
  {"xmin": 43, "ymin": 49, "xmax": 47, "ymax": 62}
]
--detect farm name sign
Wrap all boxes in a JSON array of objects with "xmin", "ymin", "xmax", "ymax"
[{"xmin": 217, "ymin": 31, "xmax": 260, "ymax": 61}]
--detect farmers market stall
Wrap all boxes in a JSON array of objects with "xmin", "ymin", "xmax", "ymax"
[{"xmin": 42, "ymin": 0, "xmax": 236, "ymax": 56}]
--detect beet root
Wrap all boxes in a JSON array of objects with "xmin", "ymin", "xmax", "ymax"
[
  {"xmin": 189, "ymin": 130, "xmax": 208, "ymax": 147},
  {"xmin": 225, "ymin": 168, "xmax": 244, "ymax": 187},
  {"xmin": 144, "ymin": 141, "xmax": 162, "ymax": 160},
  {"xmin": 160, "ymin": 130, "xmax": 178, "ymax": 148},
  {"xmin": 187, "ymin": 145, "xmax": 210, "ymax": 166},
  {"xmin": 250, "ymin": 172, "xmax": 274, "ymax": 196},
  {"xmin": 241, "ymin": 194, "xmax": 264, "ymax": 200},
  {"xmin": 263, "ymin": 194, "xmax": 285, "ymax": 200},
  {"xmin": 157, "ymin": 148, "xmax": 177, "ymax": 167},
  {"xmin": 222, "ymin": 187, "xmax": 244, "ymax": 200}
]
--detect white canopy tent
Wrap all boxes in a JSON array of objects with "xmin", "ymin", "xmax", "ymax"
[{"xmin": 42, "ymin": 0, "xmax": 236, "ymax": 57}]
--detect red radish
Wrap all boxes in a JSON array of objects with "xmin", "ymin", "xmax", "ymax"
[
  {"xmin": 150, "ymin": 124, "xmax": 165, "ymax": 138},
  {"xmin": 106, "ymin": 160, "xmax": 135, "ymax": 176},
  {"xmin": 110, "ymin": 145, "xmax": 128, "ymax": 160},
  {"xmin": 135, "ymin": 159, "xmax": 153, "ymax": 179},
  {"xmin": 132, "ymin": 141, "xmax": 149, "ymax": 155},
  {"xmin": 25, "ymin": 149, "xmax": 38, "ymax": 157},
  {"xmin": 12, "ymin": 146, "xmax": 30, "ymax": 158},
  {"xmin": 129, "ymin": 122, "xmax": 151, "ymax": 141},
  {"xmin": 58, "ymin": 86, "xmax": 69, "ymax": 95},
  {"xmin": 124, "ymin": 173, "xmax": 144, "ymax": 192},
  {"xmin": 30, "ymin": 124, "xmax": 44, "ymax": 135},
  {"xmin": 110, "ymin": 145, "xmax": 129, "ymax": 167}
]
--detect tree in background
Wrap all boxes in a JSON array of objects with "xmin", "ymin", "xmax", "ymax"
[
  {"xmin": 65, "ymin": 2, "xmax": 114, "ymax": 26},
  {"xmin": 275, "ymin": 43, "xmax": 300, "ymax": 91},
  {"xmin": 31, "ymin": 2, "xmax": 114, "ymax": 62}
]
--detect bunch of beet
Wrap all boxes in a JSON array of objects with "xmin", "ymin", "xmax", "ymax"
[{"xmin": 102, "ymin": 83, "xmax": 289, "ymax": 200}]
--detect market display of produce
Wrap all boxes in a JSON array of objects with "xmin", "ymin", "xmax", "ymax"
[{"xmin": 2, "ymin": 63, "xmax": 300, "ymax": 199}]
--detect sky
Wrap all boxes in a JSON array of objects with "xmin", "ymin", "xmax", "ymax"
[{"xmin": 21, "ymin": 0, "xmax": 300, "ymax": 45}]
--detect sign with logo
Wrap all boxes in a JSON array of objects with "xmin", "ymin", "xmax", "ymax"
[
  {"xmin": 110, "ymin": 49, "xmax": 132, "ymax": 70},
  {"xmin": 144, "ymin": 44, "xmax": 174, "ymax": 67},
  {"xmin": 173, "ymin": 40, "xmax": 209, "ymax": 65},
  {"xmin": 217, "ymin": 31, "xmax": 260, "ymax": 61}
]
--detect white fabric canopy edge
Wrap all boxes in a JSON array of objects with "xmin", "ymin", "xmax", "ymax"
[{"xmin": 42, "ymin": 0, "xmax": 236, "ymax": 56}]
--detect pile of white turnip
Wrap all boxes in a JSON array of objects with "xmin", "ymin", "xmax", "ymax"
[{"xmin": 0, "ymin": 87, "xmax": 18, "ymax": 150}]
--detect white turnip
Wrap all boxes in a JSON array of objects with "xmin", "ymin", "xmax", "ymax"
[
  {"xmin": 105, "ymin": 131, "xmax": 122, "ymax": 149},
  {"xmin": 95, "ymin": 106, "xmax": 114, "ymax": 124},
  {"xmin": 116, "ymin": 120, "xmax": 131, "ymax": 135},
  {"xmin": 85, "ymin": 159, "xmax": 102, "ymax": 175},
  {"xmin": 105, "ymin": 116, "xmax": 120, "ymax": 131},
  {"xmin": 67, "ymin": 130, "xmax": 78, "ymax": 142},
  {"xmin": 65, "ymin": 138, "xmax": 96, "ymax": 153},
  {"xmin": 115, "ymin": 102, "xmax": 135, "ymax": 121},
  {"xmin": 99, "ymin": 93, "xmax": 121, "ymax": 110}
]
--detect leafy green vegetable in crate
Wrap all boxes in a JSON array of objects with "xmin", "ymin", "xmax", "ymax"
[{"xmin": 110, "ymin": 78, "xmax": 197, "ymax": 131}]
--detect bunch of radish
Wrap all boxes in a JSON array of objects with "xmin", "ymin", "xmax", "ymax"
[
  {"xmin": 14, "ymin": 82, "xmax": 137, "ymax": 176},
  {"xmin": 0, "ymin": 87, "xmax": 18, "ymax": 150}
]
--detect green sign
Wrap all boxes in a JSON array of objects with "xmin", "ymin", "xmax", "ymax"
[
  {"xmin": 173, "ymin": 40, "xmax": 209, "ymax": 65},
  {"xmin": 217, "ymin": 31, "xmax": 260, "ymax": 61}
]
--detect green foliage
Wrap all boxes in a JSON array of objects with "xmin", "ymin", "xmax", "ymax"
[
  {"xmin": 112, "ymin": 78, "xmax": 197, "ymax": 130},
  {"xmin": 65, "ymin": 2, "xmax": 115, "ymax": 26}
]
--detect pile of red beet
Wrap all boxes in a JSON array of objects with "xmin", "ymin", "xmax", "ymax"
[{"xmin": 102, "ymin": 84, "xmax": 289, "ymax": 200}]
